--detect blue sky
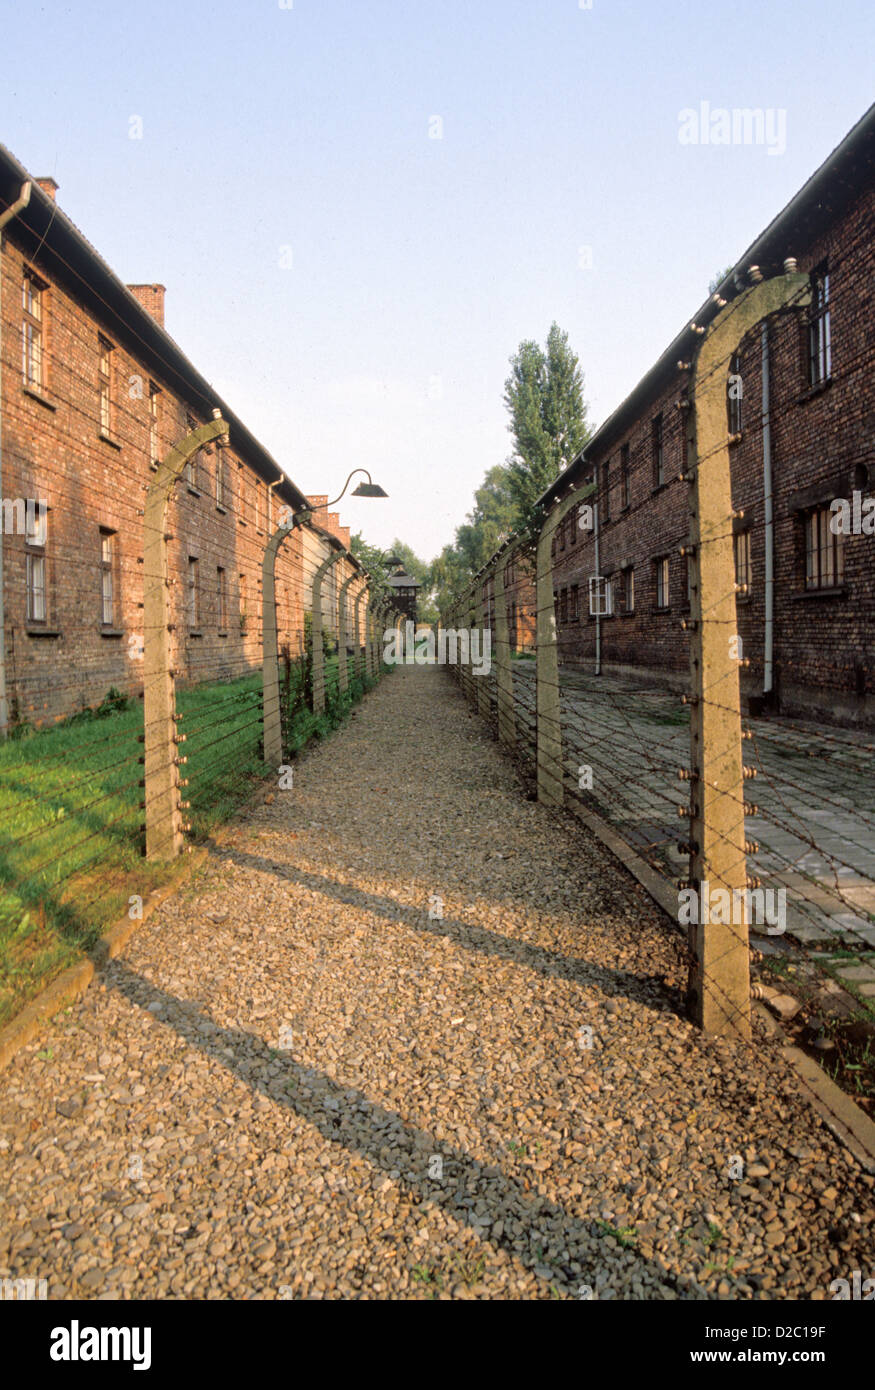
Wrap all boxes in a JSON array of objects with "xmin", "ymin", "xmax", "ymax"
[{"xmin": 2, "ymin": 0, "xmax": 872, "ymax": 559}]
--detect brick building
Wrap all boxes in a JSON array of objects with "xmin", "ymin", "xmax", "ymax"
[
  {"xmin": 0, "ymin": 145, "xmax": 360, "ymax": 728},
  {"xmin": 538, "ymin": 102, "xmax": 875, "ymax": 727}
]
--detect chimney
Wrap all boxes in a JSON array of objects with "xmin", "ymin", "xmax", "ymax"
[
  {"xmin": 127, "ymin": 283, "xmax": 166, "ymax": 327},
  {"xmin": 36, "ymin": 177, "xmax": 59, "ymax": 201}
]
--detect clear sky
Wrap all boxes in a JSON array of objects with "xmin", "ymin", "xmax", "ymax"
[{"xmin": 1, "ymin": 0, "xmax": 872, "ymax": 559}]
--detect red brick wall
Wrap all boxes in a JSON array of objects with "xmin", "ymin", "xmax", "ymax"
[
  {"xmin": 1, "ymin": 231, "xmax": 306, "ymax": 726},
  {"xmin": 549, "ymin": 183, "xmax": 875, "ymax": 725}
]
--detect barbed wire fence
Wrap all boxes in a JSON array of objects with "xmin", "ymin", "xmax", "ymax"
[
  {"xmin": 445, "ymin": 268, "xmax": 874, "ymax": 1135},
  {"xmin": 0, "ymin": 395, "xmax": 393, "ymax": 1022}
]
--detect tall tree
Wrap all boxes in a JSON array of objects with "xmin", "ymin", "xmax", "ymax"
[{"xmin": 504, "ymin": 322, "xmax": 590, "ymax": 550}]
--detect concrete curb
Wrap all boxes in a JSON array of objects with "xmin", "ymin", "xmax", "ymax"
[{"xmin": 0, "ymin": 848, "xmax": 208, "ymax": 1073}]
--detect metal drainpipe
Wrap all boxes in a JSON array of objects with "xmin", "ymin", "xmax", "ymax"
[
  {"xmin": 761, "ymin": 321, "xmax": 774, "ymax": 698},
  {"xmin": 0, "ymin": 181, "xmax": 33, "ymax": 737},
  {"xmin": 593, "ymin": 497, "xmax": 601, "ymax": 676}
]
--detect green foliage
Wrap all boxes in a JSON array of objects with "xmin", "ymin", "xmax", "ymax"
[
  {"xmin": 63, "ymin": 686, "xmax": 132, "ymax": 726},
  {"xmin": 503, "ymin": 322, "xmax": 591, "ymax": 552},
  {"xmin": 435, "ymin": 323, "xmax": 590, "ymax": 614}
]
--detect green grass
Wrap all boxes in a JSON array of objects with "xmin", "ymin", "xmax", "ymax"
[{"xmin": 0, "ymin": 662, "xmax": 377, "ymax": 1027}]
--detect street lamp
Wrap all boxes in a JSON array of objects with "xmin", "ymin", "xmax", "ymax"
[{"xmin": 327, "ymin": 469, "xmax": 388, "ymax": 507}]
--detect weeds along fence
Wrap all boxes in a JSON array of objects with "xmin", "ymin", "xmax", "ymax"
[
  {"xmin": 446, "ymin": 270, "xmax": 875, "ymax": 1070},
  {"xmin": 0, "ymin": 425, "xmax": 394, "ymax": 1026}
]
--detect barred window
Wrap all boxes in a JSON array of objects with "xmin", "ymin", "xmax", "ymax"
[
  {"xmin": 655, "ymin": 555, "xmax": 670, "ymax": 609},
  {"xmin": 727, "ymin": 354, "xmax": 742, "ymax": 435},
  {"xmin": 187, "ymin": 556, "xmax": 200, "ymax": 627},
  {"xmin": 808, "ymin": 264, "xmax": 831, "ymax": 386},
  {"xmin": 216, "ymin": 566, "xmax": 227, "ymax": 630},
  {"xmin": 149, "ymin": 383, "xmax": 161, "ymax": 466},
  {"xmin": 98, "ymin": 336, "xmax": 113, "ymax": 436},
  {"xmin": 100, "ymin": 529, "xmax": 117, "ymax": 626},
  {"xmin": 620, "ymin": 444, "xmax": 630, "ymax": 509},
  {"xmin": 805, "ymin": 506, "xmax": 843, "ymax": 590},
  {"xmin": 734, "ymin": 530, "xmax": 751, "ymax": 594},
  {"xmin": 624, "ymin": 566, "xmax": 635, "ymax": 613},
  {"xmin": 22, "ymin": 271, "xmax": 44, "ymax": 391},
  {"xmin": 652, "ymin": 414, "xmax": 664, "ymax": 487},
  {"xmin": 26, "ymin": 504, "xmax": 48, "ymax": 623}
]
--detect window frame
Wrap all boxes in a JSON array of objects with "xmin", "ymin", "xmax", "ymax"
[
  {"xmin": 25, "ymin": 503, "xmax": 49, "ymax": 625},
  {"xmin": 808, "ymin": 263, "xmax": 831, "ymax": 387},
  {"xmin": 149, "ymin": 383, "xmax": 161, "ymax": 466},
  {"xmin": 620, "ymin": 443, "xmax": 630, "ymax": 510},
  {"xmin": 98, "ymin": 334, "xmax": 114, "ymax": 438},
  {"xmin": 100, "ymin": 527, "xmax": 118, "ymax": 628},
  {"xmin": 624, "ymin": 565, "xmax": 635, "ymax": 614},
  {"xmin": 727, "ymin": 353, "xmax": 742, "ymax": 436},
  {"xmin": 187, "ymin": 556, "xmax": 200, "ymax": 629},
  {"xmin": 655, "ymin": 555, "xmax": 670, "ymax": 610},
  {"xmin": 734, "ymin": 529, "xmax": 752, "ymax": 595},
  {"xmin": 804, "ymin": 505, "xmax": 844, "ymax": 591},
  {"xmin": 21, "ymin": 268, "xmax": 47, "ymax": 394},
  {"xmin": 652, "ymin": 414, "xmax": 665, "ymax": 489},
  {"xmin": 216, "ymin": 565, "xmax": 227, "ymax": 632}
]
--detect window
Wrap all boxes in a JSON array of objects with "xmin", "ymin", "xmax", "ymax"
[
  {"xmin": 560, "ymin": 588, "xmax": 568, "ymax": 623},
  {"xmin": 652, "ymin": 414, "xmax": 664, "ymax": 487},
  {"xmin": 620, "ymin": 444, "xmax": 630, "ymax": 509},
  {"xmin": 184, "ymin": 415, "xmax": 199, "ymax": 489},
  {"xmin": 559, "ymin": 518, "xmax": 566, "ymax": 552},
  {"xmin": 26, "ymin": 504, "xmax": 48, "ymax": 623},
  {"xmin": 215, "ymin": 446, "xmax": 226, "ymax": 508},
  {"xmin": 239, "ymin": 572, "xmax": 247, "ymax": 630},
  {"xmin": 100, "ymin": 529, "xmax": 117, "ymax": 626},
  {"xmin": 805, "ymin": 507, "xmax": 843, "ymax": 590},
  {"xmin": 187, "ymin": 557, "xmax": 200, "ymax": 628},
  {"xmin": 254, "ymin": 480, "xmax": 261, "ymax": 531},
  {"xmin": 216, "ymin": 566, "xmax": 227, "ymax": 630},
  {"xmin": 99, "ymin": 336, "xmax": 113, "ymax": 436},
  {"xmin": 734, "ymin": 530, "xmax": 751, "ymax": 594},
  {"xmin": 149, "ymin": 384, "xmax": 161, "ymax": 465},
  {"xmin": 808, "ymin": 263, "xmax": 831, "ymax": 386},
  {"xmin": 569, "ymin": 583, "xmax": 579, "ymax": 621},
  {"xmin": 727, "ymin": 354, "xmax": 742, "ymax": 435},
  {"xmin": 624, "ymin": 566, "xmax": 635, "ymax": 614},
  {"xmin": 601, "ymin": 459, "xmax": 610, "ymax": 523},
  {"xmin": 655, "ymin": 556, "xmax": 670, "ymax": 609},
  {"xmin": 21, "ymin": 271, "xmax": 44, "ymax": 391}
]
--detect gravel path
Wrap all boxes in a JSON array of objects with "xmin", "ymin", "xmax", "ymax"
[{"xmin": 0, "ymin": 666, "xmax": 871, "ymax": 1300}]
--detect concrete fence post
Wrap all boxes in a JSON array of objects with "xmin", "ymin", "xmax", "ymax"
[
  {"xmin": 685, "ymin": 268, "xmax": 810, "ymax": 1038},
  {"xmin": 476, "ymin": 575, "xmax": 491, "ymax": 719},
  {"xmin": 144, "ymin": 413, "xmax": 228, "ymax": 860},
  {"xmin": 337, "ymin": 567, "xmax": 359, "ymax": 695},
  {"xmin": 353, "ymin": 583, "xmax": 368, "ymax": 680},
  {"xmin": 536, "ymin": 484, "xmax": 595, "ymax": 806},
  {"xmin": 312, "ymin": 549, "xmax": 344, "ymax": 715},
  {"xmin": 494, "ymin": 549, "xmax": 516, "ymax": 750},
  {"xmin": 262, "ymin": 510, "xmax": 299, "ymax": 769}
]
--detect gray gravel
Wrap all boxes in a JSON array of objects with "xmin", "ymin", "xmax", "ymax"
[{"xmin": 0, "ymin": 665, "xmax": 871, "ymax": 1299}]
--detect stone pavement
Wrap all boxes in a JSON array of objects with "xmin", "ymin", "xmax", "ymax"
[
  {"xmin": 507, "ymin": 664, "xmax": 875, "ymax": 955},
  {"xmin": 0, "ymin": 666, "xmax": 871, "ymax": 1299}
]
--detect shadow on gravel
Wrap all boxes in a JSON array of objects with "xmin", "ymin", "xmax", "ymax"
[
  {"xmin": 103, "ymin": 956, "xmax": 692, "ymax": 1300},
  {"xmin": 210, "ymin": 843, "xmax": 687, "ymax": 1018}
]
